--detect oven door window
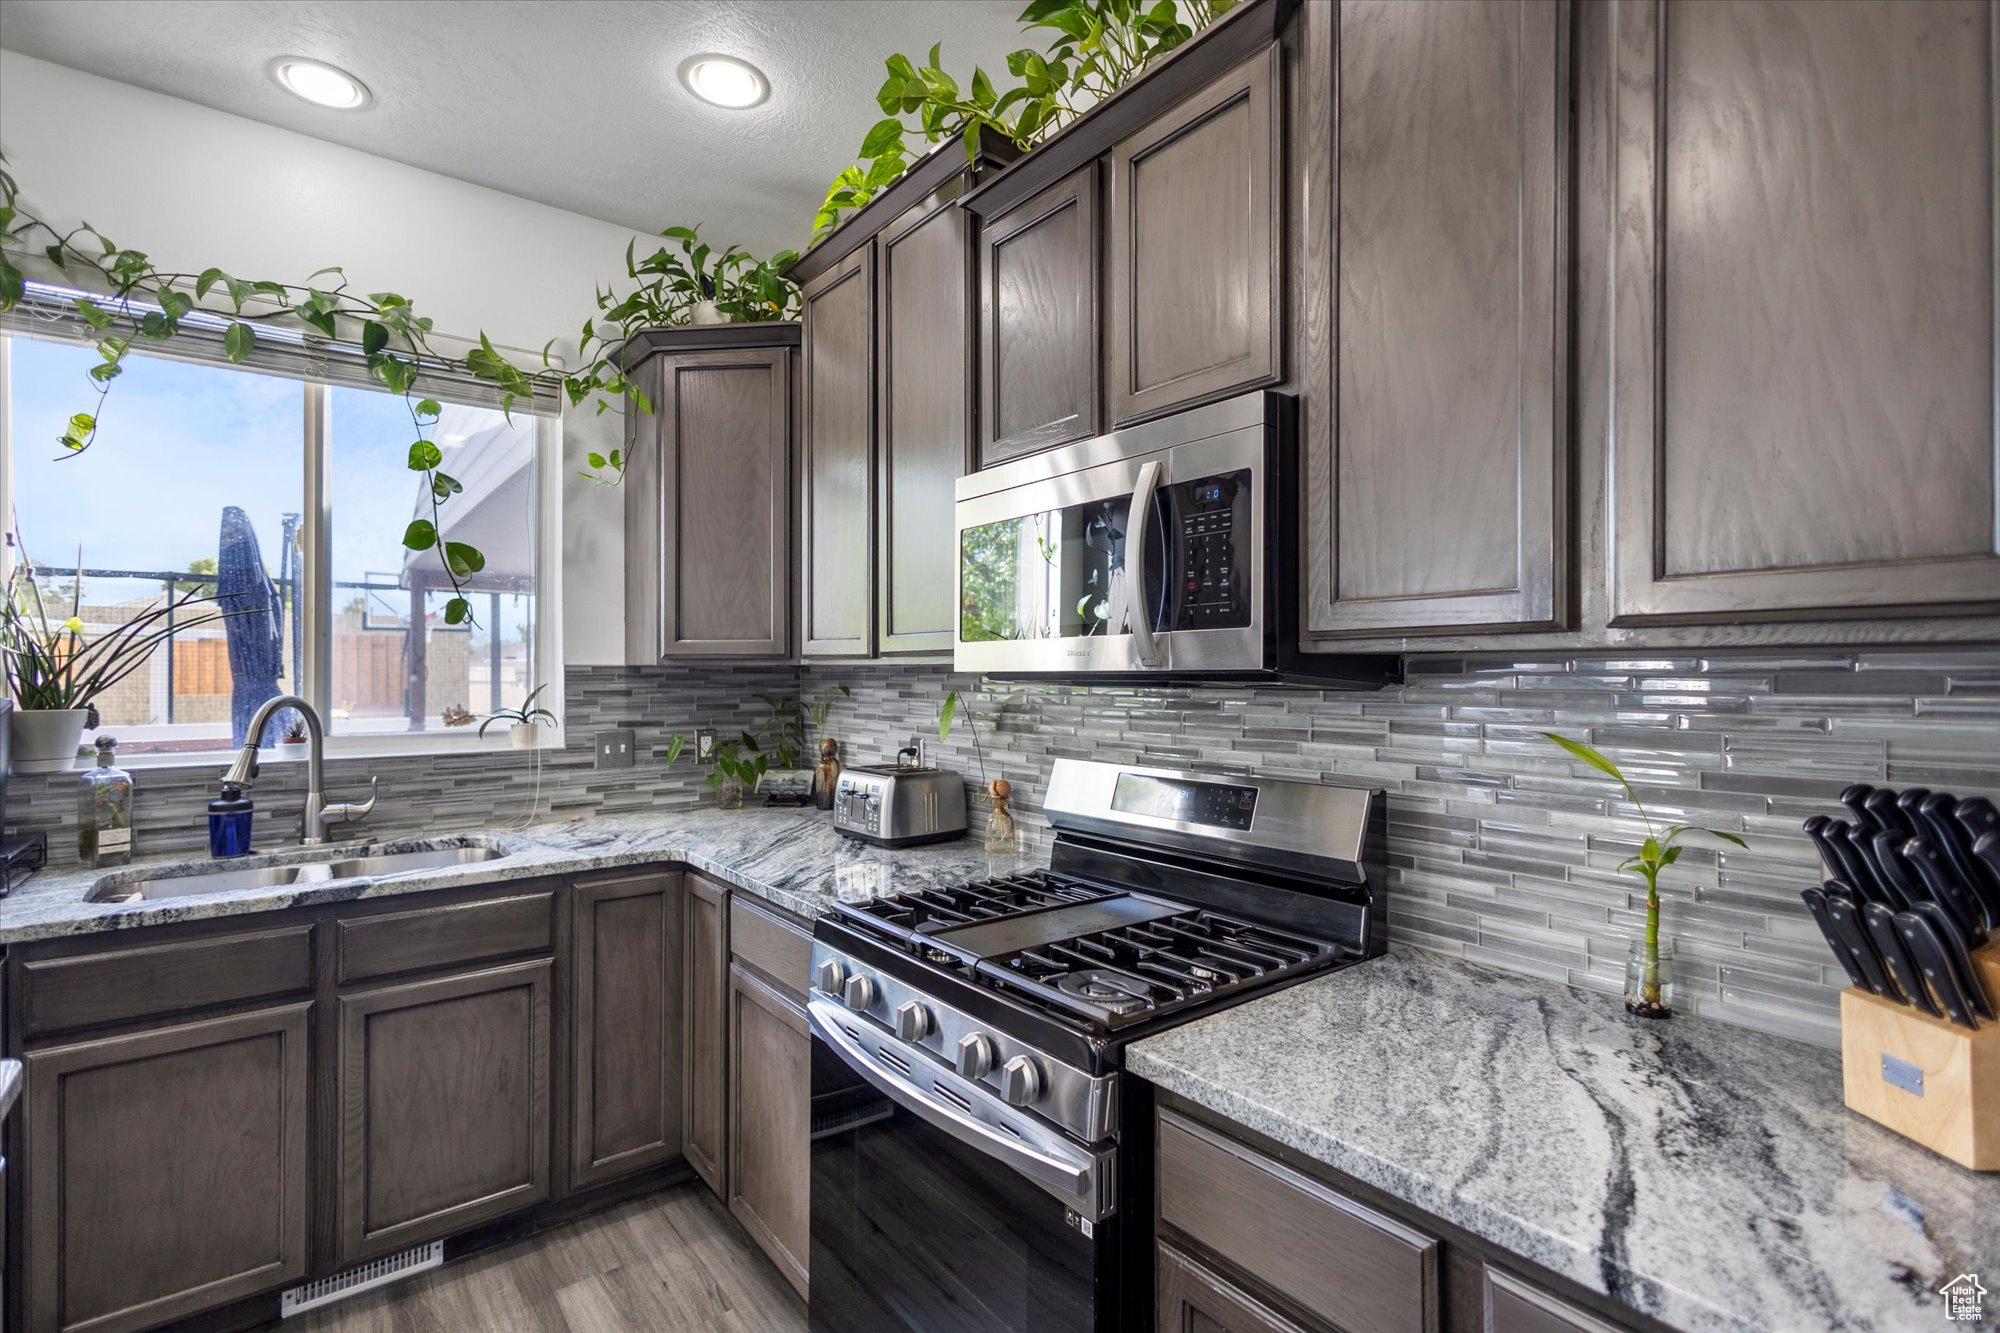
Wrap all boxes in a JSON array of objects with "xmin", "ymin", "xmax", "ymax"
[
  {"xmin": 958, "ymin": 492, "xmax": 1168, "ymax": 644},
  {"xmin": 808, "ymin": 1035, "xmax": 1108, "ymax": 1333}
]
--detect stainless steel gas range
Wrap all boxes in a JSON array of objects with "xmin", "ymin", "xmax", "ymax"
[{"xmin": 805, "ymin": 758, "xmax": 1387, "ymax": 1333}]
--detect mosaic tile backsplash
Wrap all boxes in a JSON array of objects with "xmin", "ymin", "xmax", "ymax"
[
  {"xmin": 8, "ymin": 651, "xmax": 1999, "ymax": 1047},
  {"xmin": 802, "ymin": 650, "xmax": 2000, "ymax": 1048}
]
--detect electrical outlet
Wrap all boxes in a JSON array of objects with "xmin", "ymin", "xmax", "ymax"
[
  {"xmin": 909, "ymin": 735, "xmax": 931, "ymax": 768},
  {"xmin": 695, "ymin": 729, "xmax": 717, "ymax": 761},
  {"xmin": 594, "ymin": 728, "xmax": 636, "ymax": 769}
]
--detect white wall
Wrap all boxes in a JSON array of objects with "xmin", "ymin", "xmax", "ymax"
[{"xmin": 0, "ymin": 51, "xmax": 634, "ymax": 663}]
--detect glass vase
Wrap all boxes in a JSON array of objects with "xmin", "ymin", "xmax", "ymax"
[
  {"xmin": 1624, "ymin": 938, "xmax": 1674, "ymax": 1018},
  {"xmin": 715, "ymin": 779, "xmax": 744, "ymax": 811}
]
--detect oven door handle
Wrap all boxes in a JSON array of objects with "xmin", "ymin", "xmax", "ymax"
[
  {"xmin": 1124, "ymin": 458, "xmax": 1164, "ymax": 667},
  {"xmin": 807, "ymin": 997, "xmax": 1113, "ymax": 1220}
]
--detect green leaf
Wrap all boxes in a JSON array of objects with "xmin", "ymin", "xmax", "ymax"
[
  {"xmin": 938, "ymin": 690, "xmax": 958, "ymax": 742},
  {"xmin": 306, "ymin": 265, "xmax": 344, "ymax": 282},
  {"xmin": 414, "ymin": 398, "xmax": 442, "ymax": 420},
  {"xmin": 928, "ymin": 41, "xmax": 943, "ymax": 68},
  {"xmin": 971, "ymin": 66, "xmax": 997, "ymax": 107},
  {"xmin": 408, "ymin": 439, "xmax": 443, "ymax": 471},
  {"xmin": 442, "ymin": 597, "xmax": 471, "ymax": 626},
  {"xmin": 67, "ymin": 412, "xmax": 95, "ymax": 437},
  {"xmin": 443, "ymin": 541, "xmax": 486, "ymax": 577},
  {"xmin": 886, "ymin": 51, "xmax": 917, "ymax": 81},
  {"xmin": 195, "ymin": 267, "xmax": 225, "ymax": 299},
  {"xmin": 360, "ymin": 320, "xmax": 388, "ymax": 355},
  {"xmin": 223, "ymin": 321, "xmax": 256, "ymax": 362},
  {"xmin": 431, "ymin": 472, "xmax": 462, "ymax": 500},
  {"xmin": 586, "ymin": 451, "xmax": 607, "ymax": 469},
  {"xmin": 859, "ymin": 117, "xmax": 906, "ymax": 158},
  {"xmin": 139, "ymin": 310, "xmax": 171, "ymax": 338},
  {"xmin": 666, "ymin": 734, "xmax": 685, "ymax": 766},
  {"xmin": 74, "ymin": 297, "xmax": 115, "ymax": 330},
  {"xmin": 1539, "ymin": 732, "xmax": 1624, "ymax": 785},
  {"xmin": 1708, "ymin": 830, "xmax": 1748, "ymax": 848},
  {"xmin": 402, "ymin": 519, "xmax": 438, "ymax": 551},
  {"xmin": 660, "ymin": 225, "xmax": 699, "ymax": 242}
]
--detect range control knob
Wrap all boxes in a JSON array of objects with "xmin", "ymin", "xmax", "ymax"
[
  {"xmin": 954, "ymin": 1032, "xmax": 995, "ymax": 1081},
  {"xmin": 813, "ymin": 959, "xmax": 847, "ymax": 996},
  {"xmin": 1000, "ymin": 1055, "xmax": 1044, "ymax": 1107},
  {"xmin": 894, "ymin": 1001, "xmax": 934, "ymax": 1043},
  {"xmin": 841, "ymin": 974, "xmax": 879, "ymax": 1011}
]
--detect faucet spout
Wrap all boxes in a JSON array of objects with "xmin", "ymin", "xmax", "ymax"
[{"xmin": 221, "ymin": 695, "xmax": 358, "ymax": 845}]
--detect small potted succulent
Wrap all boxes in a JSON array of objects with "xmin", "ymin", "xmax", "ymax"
[
  {"xmin": 480, "ymin": 685, "xmax": 557, "ymax": 749},
  {"xmin": 1542, "ymin": 732, "xmax": 1746, "ymax": 1018}
]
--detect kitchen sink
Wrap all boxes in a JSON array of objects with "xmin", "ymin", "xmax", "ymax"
[{"xmin": 87, "ymin": 842, "xmax": 507, "ymax": 903}]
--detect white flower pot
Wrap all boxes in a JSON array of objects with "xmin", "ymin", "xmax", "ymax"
[
  {"xmin": 688, "ymin": 299, "xmax": 730, "ymax": 326},
  {"xmin": 510, "ymin": 722, "xmax": 540, "ymax": 749},
  {"xmin": 9, "ymin": 707, "xmax": 90, "ymax": 773}
]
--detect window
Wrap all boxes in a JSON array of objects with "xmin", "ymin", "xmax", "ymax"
[{"xmin": 2, "ymin": 318, "xmax": 558, "ymax": 759}]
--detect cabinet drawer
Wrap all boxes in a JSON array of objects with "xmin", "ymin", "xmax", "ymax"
[
  {"xmin": 1157, "ymin": 1109, "xmax": 1438, "ymax": 1333},
  {"xmin": 337, "ymin": 889, "xmax": 553, "ymax": 985},
  {"xmin": 20, "ymin": 925, "xmax": 314, "ymax": 1040},
  {"xmin": 729, "ymin": 896, "xmax": 811, "ymax": 999},
  {"xmin": 1484, "ymin": 1266, "xmax": 1629, "ymax": 1333}
]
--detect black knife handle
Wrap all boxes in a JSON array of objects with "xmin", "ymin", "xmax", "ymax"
[
  {"xmin": 1868, "ymin": 830, "xmax": 1920, "ymax": 910},
  {"xmin": 1975, "ymin": 831, "xmax": 2000, "ymax": 910},
  {"xmin": 1802, "ymin": 815, "xmax": 1846, "ymax": 883},
  {"xmin": 1826, "ymin": 894, "xmax": 1897, "ymax": 1000},
  {"xmin": 1901, "ymin": 835, "xmax": 1987, "ymax": 945},
  {"xmin": 1915, "ymin": 792, "xmax": 2000, "ymax": 931},
  {"xmin": 1865, "ymin": 788, "xmax": 1916, "ymax": 838},
  {"xmin": 1841, "ymin": 783, "xmax": 1879, "ymax": 830},
  {"xmin": 1906, "ymin": 900, "xmax": 1997, "ymax": 1021},
  {"xmin": 1864, "ymin": 902, "xmax": 1942, "ymax": 1018},
  {"xmin": 1802, "ymin": 888, "xmax": 1870, "ymax": 990},
  {"xmin": 1893, "ymin": 910, "xmax": 1979, "ymax": 1029},
  {"xmin": 1827, "ymin": 821, "xmax": 1889, "ymax": 905}
]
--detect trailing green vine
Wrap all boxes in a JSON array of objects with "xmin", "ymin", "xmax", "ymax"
[
  {"xmin": 0, "ymin": 157, "xmax": 797, "ymax": 619},
  {"xmin": 814, "ymin": 0, "xmax": 1235, "ymax": 238}
]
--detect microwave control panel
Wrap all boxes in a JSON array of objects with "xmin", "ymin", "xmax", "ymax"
[{"xmin": 1168, "ymin": 469, "xmax": 1252, "ymax": 629}]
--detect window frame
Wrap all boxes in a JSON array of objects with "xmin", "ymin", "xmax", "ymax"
[{"xmin": 0, "ymin": 332, "xmax": 565, "ymax": 766}]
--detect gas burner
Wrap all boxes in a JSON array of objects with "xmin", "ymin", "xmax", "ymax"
[
  {"xmin": 1053, "ymin": 969, "xmax": 1157, "ymax": 1012},
  {"xmin": 832, "ymin": 869, "xmax": 1122, "ymax": 956}
]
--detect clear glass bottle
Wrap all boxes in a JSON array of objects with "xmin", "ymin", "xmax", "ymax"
[
  {"xmin": 983, "ymin": 777, "xmax": 1019, "ymax": 855},
  {"xmin": 78, "ymin": 735, "xmax": 134, "ymax": 868}
]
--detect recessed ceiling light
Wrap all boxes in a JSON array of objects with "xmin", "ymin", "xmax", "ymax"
[
  {"xmin": 269, "ymin": 56, "xmax": 371, "ymax": 110},
  {"xmin": 678, "ymin": 54, "xmax": 769, "ymax": 109}
]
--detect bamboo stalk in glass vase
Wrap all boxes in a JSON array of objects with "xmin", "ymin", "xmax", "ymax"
[{"xmin": 1541, "ymin": 732, "xmax": 1747, "ymax": 1019}]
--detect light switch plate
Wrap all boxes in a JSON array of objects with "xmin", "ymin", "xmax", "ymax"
[
  {"xmin": 595, "ymin": 728, "xmax": 636, "ymax": 769},
  {"xmin": 695, "ymin": 729, "xmax": 717, "ymax": 761}
]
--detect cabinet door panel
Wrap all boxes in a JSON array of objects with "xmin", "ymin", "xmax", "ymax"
[
  {"xmin": 24, "ymin": 1005, "xmax": 310, "ymax": 1333},
  {"xmin": 683, "ymin": 873, "xmax": 730, "ymax": 1196},
  {"xmin": 801, "ymin": 245, "xmax": 877, "ymax": 656},
  {"xmin": 1108, "ymin": 47, "xmax": 1282, "ymax": 426},
  {"xmin": 1158, "ymin": 1244, "xmax": 1312, "ymax": 1333},
  {"xmin": 1308, "ymin": 0, "xmax": 1568, "ymax": 636},
  {"xmin": 656, "ymin": 348, "xmax": 793, "ymax": 656},
  {"xmin": 571, "ymin": 872, "xmax": 683, "ymax": 1190},
  {"xmin": 337, "ymin": 960, "xmax": 551, "ymax": 1265},
  {"xmin": 981, "ymin": 165, "xmax": 1100, "ymax": 464},
  {"xmin": 1484, "ymin": 1265, "xmax": 1630, "ymax": 1333},
  {"xmin": 1608, "ymin": 0, "xmax": 2000, "ymax": 621},
  {"xmin": 728, "ymin": 961, "xmax": 810, "ymax": 1298},
  {"xmin": 879, "ymin": 193, "xmax": 972, "ymax": 653}
]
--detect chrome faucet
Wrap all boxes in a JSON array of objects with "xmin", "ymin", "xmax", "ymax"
[{"xmin": 221, "ymin": 695, "xmax": 377, "ymax": 845}]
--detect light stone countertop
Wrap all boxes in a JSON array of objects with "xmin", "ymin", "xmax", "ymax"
[
  {"xmin": 0, "ymin": 805, "xmax": 1039, "ymax": 944},
  {"xmin": 1126, "ymin": 948, "xmax": 2000, "ymax": 1333}
]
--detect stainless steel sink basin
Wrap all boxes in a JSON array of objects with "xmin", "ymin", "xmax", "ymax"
[{"xmin": 87, "ymin": 842, "xmax": 507, "ymax": 903}]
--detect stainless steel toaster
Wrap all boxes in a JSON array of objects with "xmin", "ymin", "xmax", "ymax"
[{"xmin": 831, "ymin": 764, "xmax": 969, "ymax": 847}]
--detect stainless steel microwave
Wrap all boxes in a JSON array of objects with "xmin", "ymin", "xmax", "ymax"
[{"xmin": 954, "ymin": 392, "xmax": 1399, "ymax": 687}]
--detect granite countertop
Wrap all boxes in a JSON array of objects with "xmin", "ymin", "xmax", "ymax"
[
  {"xmin": 1127, "ymin": 949, "xmax": 2000, "ymax": 1333},
  {"xmin": 0, "ymin": 806, "xmax": 1039, "ymax": 944}
]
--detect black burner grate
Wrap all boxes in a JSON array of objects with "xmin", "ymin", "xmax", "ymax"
[{"xmin": 833, "ymin": 869, "xmax": 1120, "ymax": 953}]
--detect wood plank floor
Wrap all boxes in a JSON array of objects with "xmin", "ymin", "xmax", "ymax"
[{"xmin": 287, "ymin": 1185, "xmax": 807, "ymax": 1333}]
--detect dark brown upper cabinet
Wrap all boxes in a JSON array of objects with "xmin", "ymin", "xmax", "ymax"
[
  {"xmin": 1302, "ymin": 0, "xmax": 1571, "ymax": 638},
  {"xmin": 978, "ymin": 165, "xmax": 1101, "ymax": 466},
  {"xmin": 622, "ymin": 325, "xmax": 798, "ymax": 661},
  {"xmin": 1106, "ymin": 45, "xmax": 1283, "ymax": 427},
  {"xmin": 1603, "ymin": 0, "xmax": 2000, "ymax": 625},
  {"xmin": 799, "ymin": 245, "xmax": 879, "ymax": 657},
  {"xmin": 878, "ymin": 188, "xmax": 976, "ymax": 654}
]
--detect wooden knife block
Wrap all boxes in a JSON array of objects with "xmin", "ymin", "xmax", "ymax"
[{"xmin": 1840, "ymin": 942, "xmax": 2000, "ymax": 1171}]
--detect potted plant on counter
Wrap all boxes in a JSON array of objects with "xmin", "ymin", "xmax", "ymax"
[
  {"xmin": 665, "ymin": 731, "xmax": 764, "ymax": 810},
  {"xmin": 2, "ymin": 550, "xmax": 229, "ymax": 772},
  {"xmin": 1541, "ymin": 732, "xmax": 1747, "ymax": 1018},
  {"xmin": 479, "ymin": 684, "xmax": 558, "ymax": 749}
]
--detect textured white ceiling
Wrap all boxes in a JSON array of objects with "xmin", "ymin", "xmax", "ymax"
[{"xmin": 0, "ymin": 0, "xmax": 1030, "ymax": 256}]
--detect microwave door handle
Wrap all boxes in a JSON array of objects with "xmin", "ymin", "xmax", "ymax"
[
  {"xmin": 806, "ymin": 998, "xmax": 1109, "ymax": 1219},
  {"xmin": 1125, "ymin": 458, "xmax": 1164, "ymax": 666}
]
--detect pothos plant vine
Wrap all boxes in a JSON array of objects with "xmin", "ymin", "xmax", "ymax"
[
  {"xmin": 815, "ymin": 0, "xmax": 1237, "ymax": 238},
  {"xmin": 0, "ymin": 158, "xmax": 798, "ymax": 620}
]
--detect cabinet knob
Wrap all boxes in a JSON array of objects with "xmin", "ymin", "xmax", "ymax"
[
  {"xmin": 894, "ymin": 1000, "xmax": 934, "ymax": 1043},
  {"xmin": 841, "ymin": 973, "xmax": 878, "ymax": 1011},
  {"xmin": 1000, "ymin": 1055, "xmax": 1044, "ymax": 1107},
  {"xmin": 814, "ymin": 959, "xmax": 847, "ymax": 996},
  {"xmin": 954, "ymin": 1032, "xmax": 995, "ymax": 1080}
]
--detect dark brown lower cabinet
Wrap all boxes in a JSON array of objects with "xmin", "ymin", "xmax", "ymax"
[
  {"xmin": 336, "ymin": 959, "xmax": 552, "ymax": 1266},
  {"xmin": 570, "ymin": 871, "xmax": 684, "ymax": 1190},
  {"xmin": 683, "ymin": 873, "xmax": 730, "ymax": 1196},
  {"xmin": 727, "ymin": 959, "xmax": 811, "ymax": 1299},
  {"xmin": 1483, "ymin": 1265, "xmax": 1627, "ymax": 1333},
  {"xmin": 23, "ymin": 1003, "xmax": 311, "ymax": 1333},
  {"xmin": 1159, "ymin": 1244, "xmax": 1312, "ymax": 1333}
]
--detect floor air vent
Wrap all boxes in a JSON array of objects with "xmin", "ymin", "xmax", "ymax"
[{"xmin": 280, "ymin": 1241, "xmax": 443, "ymax": 1316}]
